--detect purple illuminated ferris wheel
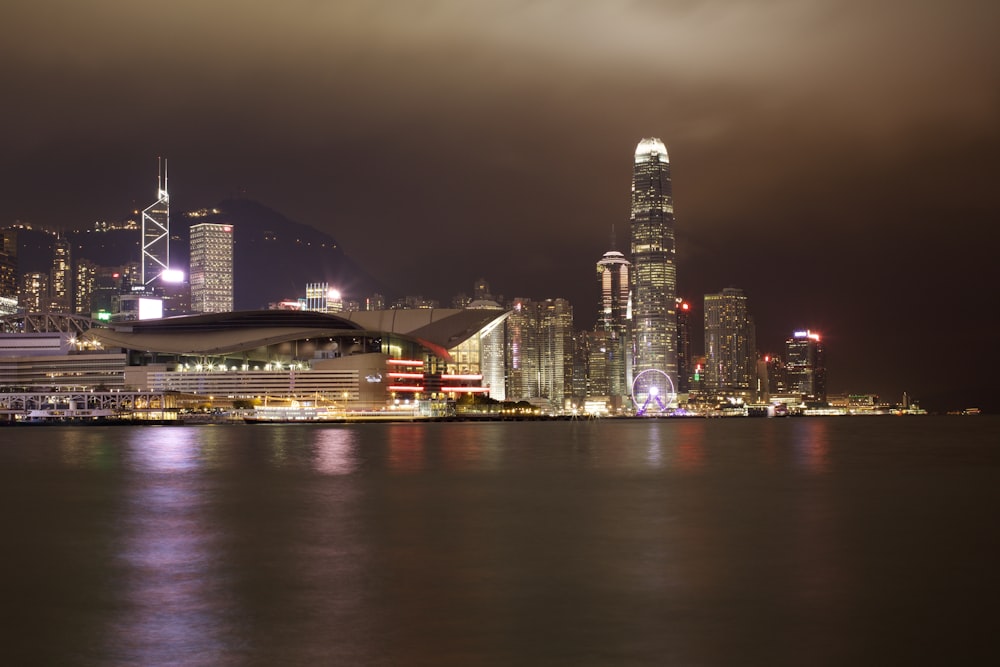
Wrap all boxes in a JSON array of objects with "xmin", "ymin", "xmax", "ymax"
[{"xmin": 631, "ymin": 369, "xmax": 676, "ymax": 416}]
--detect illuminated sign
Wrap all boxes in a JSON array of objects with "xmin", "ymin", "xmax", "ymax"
[
  {"xmin": 138, "ymin": 297, "xmax": 163, "ymax": 320},
  {"xmin": 161, "ymin": 268, "xmax": 185, "ymax": 283}
]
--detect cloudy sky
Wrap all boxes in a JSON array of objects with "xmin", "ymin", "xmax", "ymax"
[{"xmin": 2, "ymin": 0, "xmax": 998, "ymax": 407}]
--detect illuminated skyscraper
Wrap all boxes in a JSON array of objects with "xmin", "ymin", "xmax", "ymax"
[
  {"xmin": 506, "ymin": 298, "xmax": 540, "ymax": 402},
  {"xmin": 538, "ymin": 298, "xmax": 574, "ymax": 409},
  {"xmin": 19, "ymin": 272, "xmax": 49, "ymax": 313},
  {"xmin": 1, "ymin": 230, "xmax": 18, "ymax": 300},
  {"xmin": 785, "ymin": 330, "xmax": 827, "ymax": 401},
  {"xmin": 629, "ymin": 138, "xmax": 677, "ymax": 393},
  {"xmin": 703, "ymin": 287, "xmax": 756, "ymax": 392},
  {"xmin": 74, "ymin": 258, "xmax": 97, "ymax": 315},
  {"xmin": 504, "ymin": 298, "xmax": 575, "ymax": 410},
  {"xmin": 676, "ymin": 298, "xmax": 692, "ymax": 393},
  {"xmin": 763, "ymin": 353, "xmax": 787, "ymax": 397},
  {"xmin": 596, "ymin": 249, "xmax": 631, "ymax": 405},
  {"xmin": 50, "ymin": 237, "xmax": 72, "ymax": 312},
  {"xmin": 189, "ymin": 223, "xmax": 234, "ymax": 313},
  {"xmin": 141, "ymin": 158, "xmax": 170, "ymax": 287}
]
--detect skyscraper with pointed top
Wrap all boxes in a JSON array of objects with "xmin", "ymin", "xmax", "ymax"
[
  {"xmin": 629, "ymin": 138, "xmax": 677, "ymax": 394},
  {"xmin": 141, "ymin": 158, "xmax": 170, "ymax": 287}
]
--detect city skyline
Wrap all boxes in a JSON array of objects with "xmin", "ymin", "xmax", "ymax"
[{"xmin": 2, "ymin": 1, "xmax": 998, "ymax": 409}]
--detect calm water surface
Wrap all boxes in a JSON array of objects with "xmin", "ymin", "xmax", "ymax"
[{"xmin": 1, "ymin": 417, "xmax": 998, "ymax": 666}]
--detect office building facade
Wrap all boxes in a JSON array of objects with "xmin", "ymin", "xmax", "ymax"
[
  {"xmin": 50, "ymin": 238, "xmax": 72, "ymax": 313},
  {"xmin": 0, "ymin": 230, "xmax": 17, "ymax": 301},
  {"xmin": 785, "ymin": 330, "xmax": 827, "ymax": 401},
  {"xmin": 189, "ymin": 223, "xmax": 234, "ymax": 313},
  {"xmin": 19, "ymin": 272, "xmax": 49, "ymax": 313},
  {"xmin": 703, "ymin": 287, "xmax": 756, "ymax": 393}
]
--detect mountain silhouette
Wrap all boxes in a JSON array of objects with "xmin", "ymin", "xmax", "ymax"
[{"xmin": 185, "ymin": 199, "xmax": 388, "ymax": 309}]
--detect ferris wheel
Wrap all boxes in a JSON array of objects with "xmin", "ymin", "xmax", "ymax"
[{"xmin": 631, "ymin": 369, "xmax": 676, "ymax": 416}]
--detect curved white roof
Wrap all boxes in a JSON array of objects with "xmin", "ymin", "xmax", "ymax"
[
  {"xmin": 635, "ymin": 137, "xmax": 668, "ymax": 163},
  {"xmin": 597, "ymin": 250, "xmax": 630, "ymax": 266}
]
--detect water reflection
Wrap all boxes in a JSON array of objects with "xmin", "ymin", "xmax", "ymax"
[
  {"xmin": 386, "ymin": 423, "xmax": 427, "ymax": 473},
  {"xmin": 313, "ymin": 427, "xmax": 359, "ymax": 475},
  {"xmin": 644, "ymin": 422, "xmax": 665, "ymax": 468},
  {"xmin": 125, "ymin": 426, "xmax": 201, "ymax": 473},
  {"xmin": 109, "ymin": 427, "xmax": 234, "ymax": 665},
  {"xmin": 58, "ymin": 427, "xmax": 119, "ymax": 470},
  {"xmin": 675, "ymin": 420, "xmax": 707, "ymax": 472},
  {"xmin": 792, "ymin": 419, "xmax": 832, "ymax": 473},
  {"xmin": 634, "ymin": 420, "xmax": 708, "ymax": 472}
]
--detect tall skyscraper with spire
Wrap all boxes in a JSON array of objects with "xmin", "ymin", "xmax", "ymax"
[
  {"xmin": 141, "ymin": 158, "xmax": 170, "ymax": 287},
  {"xmin": 629, "ymin": 137, "xmax": 677, "ymax": 395}
]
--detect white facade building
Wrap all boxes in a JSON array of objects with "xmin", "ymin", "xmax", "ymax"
[{"xmin": 189, "ymin": 223, "xmax": 234, "ymax": 313}]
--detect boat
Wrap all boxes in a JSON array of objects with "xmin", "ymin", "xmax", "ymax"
[{"xmin": 243, "ymin": 405, "xmax": 425, "ymax": 423}]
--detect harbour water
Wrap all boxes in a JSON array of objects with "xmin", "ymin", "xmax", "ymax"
[{"xmin": 2, "ymin": 417, "xmax": 998, "ymax": 665}]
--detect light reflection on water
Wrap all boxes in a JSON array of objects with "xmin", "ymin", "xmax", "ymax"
[
  {"xmin": 385, "ymin": 423, "xmax": 427, "ymax": 473},
  {"xmin": 1, "ymin": 418, "xmax": 997, "ymax": 665},
  {"xmin": 312, "ymin": 427, "xmax": 359, "ymax": 475},
  {"xmin": 675, "ymin": 419, "xmax": 707, "ymax": 471},
  {"xmin": 792, "ymin": 418, "xmax": 831, "ymax": 473},
  {"xmin": 58, "ymin": 427, "xmax": 119, "ymax": 469},
  {"xmin": 109, "ymin": 427, "xmax": 235, "ymax": 666}
]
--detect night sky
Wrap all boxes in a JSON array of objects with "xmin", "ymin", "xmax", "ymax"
[{"xmin": 3, "ymin": 1, "xmax": 998, "ymax": 409}]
